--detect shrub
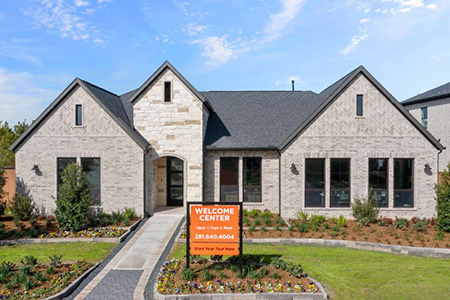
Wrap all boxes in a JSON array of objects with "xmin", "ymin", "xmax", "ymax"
[
  {"xmin": 202, "ymin": 267, "xmax": 213, "ymax": 281},
  {"xmin": 49, "ymin": 255, "xmax": 63, "ymax": 268},
  {"xmin": 263, "ymin": 217, "xmax": 272, "ymax": 226},
  {"xmin": 0, "ymin": 222, "xmax": 5, "ymax": 238},
  {"xmin": 270, "ymin": 257, "xmax": 289, "ymax": 270},
  {"xmin": 412, "ymin": 218, "xmax": 429, "ymax": 232},
  {"xmin": 210, "ymin": 255, "xmax": 223, "ymax": 262},
  {"xmin": 275, "ymin": 216, "xmax": 285, "ymax": 226},
  {"xmin": 435, "ymin": 231, "xmax": 444, "ymax": 241},
  {"xmin": 436, "ymin": 164, "xmax": 450, "ymax": 232},
  {"xmin": 352, "ymin": 192, "xmax": 379, "ymax": 225},
  {"xmin": 181, "ymin": 267, "xmax": 195, "ymax": 281},
  {"xmin": 310, "ymin": 214, "xmax": 326, "ymax": 224},
  {"xmin": 111, "ymin": 211, "xmax": 123, "ymax": 225},
  {"xmin": 253, "ymin": 218, "xmax": 261, "ymax": 226},
  {"xmin": 378, "ymin": 217, "xmax": 393, "ymax": 227},
  {"xmin": 10, "ymin": 193, "xmax": 35, "ymax": 221},
  {"xmin": 248, "ymin": 209, "xmax": 261, "ymax": 218},
  {"xmin": 243, "ymin": 217, "xmax": 251, "ymax": 227},
  {"xmin": 296, "ymin": 221, "xmax": 309, "ymax": 233},
  {"xmin": 20, "ymin": 256, "xmax": 37, "ymax": 267},
  {"xmin": 55, "ymin": 163, "xmax": 92, "ymax": 231},
  {"xmin": 260, "ymin": 210, "xmax": 273, "ymax": 218},
  {"xmin": 0, "ymin": 201, "xmax": 5, "ymax": 217},
  {"xmin": 331, "ymin": 215, "xmax": 347, "ymax": 227},
  {"xmin": 296, "ymin": 209, "xmax": 309, "ymax": 222},
  {"xmin": 123, "ymin": 207, "xmax": 136, "ymax": 220},
  {"xmin": 394, "ymin": 217, "xmax": 409, "ymax": 229}
]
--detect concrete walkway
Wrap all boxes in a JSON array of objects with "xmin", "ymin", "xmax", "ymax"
[{"xmin": 75, "ymin": 207, "xmax": 184, "ymax": 300}]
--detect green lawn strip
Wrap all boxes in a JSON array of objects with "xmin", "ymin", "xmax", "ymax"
[
  {"xmin": 0, "ymin": 242, "xmax": 116, "ymax": 264},
  {"xmin": 169, "ymin": 243, "xmax": 450, "ymax": 300}
]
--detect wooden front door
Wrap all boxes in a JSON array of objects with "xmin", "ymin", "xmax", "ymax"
[{"xmin": 166, "ymin": 157, "xmax": 184, "ymax": 206}]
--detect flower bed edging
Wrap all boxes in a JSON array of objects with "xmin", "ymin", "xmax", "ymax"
[
  {"xmin": 154, "ymin": 276, "xmax": 327, "ymax": 300},
  {"xmin": 43, "ymin": 263, "xmax": 99, "ymax": 300}
]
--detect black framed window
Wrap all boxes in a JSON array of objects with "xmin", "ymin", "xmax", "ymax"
[
  {"xmin": 305, "ymin": 159, "xmax": 325, "ymax": 207},
  {"xmin": 394, "ymin": 159, "xmax": 414, "ymax": 208},
  {"xmin": 369, "ymin": 158, "xmax": 388, "ymax": 207},
  {"xmin": 57, "ymin": 157, "xmax": 76, "ymax": 192},
  {"xmin": 330, "ymin": 159, "xmax": 350, "ymax": 207},
  {"xmin": 220, "ymin": 157, "xmax": 239, "ymax": 202},
  {"xmin": 243, "ymin": 157, "xmax": 262, "ymax": 203},
  {"xmin": 421, "ymin": 107, "xmax": 428, "ymax": 129},
  {"xmin": 164, "ymin": 81, "xmax": 172, "ymax": 102},
  {"xmin": 356, "ymin": 94, "xmax": 363, "ymax": 116},
  {"xmin": 81, "ymin": 158, "xmax": 101, "ymax": 206},
  {"xmin": 75, "ymin": 104, "xmax": 82, "ymax": 126}
]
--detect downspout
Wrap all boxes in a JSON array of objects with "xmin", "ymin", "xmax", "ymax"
[
  {"xmin": 438, "ymin": 147, "xmax": 443, "ymax": 184},
  {"xmin": 276, "ymin": 149, "xmax": 282, "ymax": 217}
]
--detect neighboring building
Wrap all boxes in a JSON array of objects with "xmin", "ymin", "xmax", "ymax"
[
  {"xmin": 10, "ymin": 61, "xmax": 444, "ymax": 219},
  {"xmin": 403, "ymin": 82, "xmax": 450, "ymax": 173}
]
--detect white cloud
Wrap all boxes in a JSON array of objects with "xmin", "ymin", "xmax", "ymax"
[
  {"xmin": 263, "ymin": 0, "xmax": 306, "ymax": 43},
  {"xmin": 192, "ymin": 35, "xmax": 236, "ymax": 66},
  {"xmin": 94, "ymin": 38, "xmax": 104, "ymax": 44},
  {"xmin": 360, "ymin": 18, "xmax": 370, "ymax": 24},
  {"xmin": 98, "ymin": 0, "xmax": 112, "ymax": 3},
  {"xmin": 427, "ymin": 3, "xmax": 438, "ymax": 10},
  {"xmin": 274, "ymin": 75, "xmax": 303, "ymax": 89},
  {"xmin": 74, "ymin": 0, "xmax": 89, "ymax": 7},
  {"xmin": 184, "ymin": 23, "xmax": 208, "ymax": 36},
  {"xmin": 340, "ymin": 31, "xmax": 368, "ymax": 55},
  {"xmin": 396, "ymin": 0, "xmax": 424, "ymax": 8}
]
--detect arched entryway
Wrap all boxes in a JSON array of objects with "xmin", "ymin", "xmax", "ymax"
[{"xmin": 166, "ymin": 156, "xmax": 184, "ymax": 206}]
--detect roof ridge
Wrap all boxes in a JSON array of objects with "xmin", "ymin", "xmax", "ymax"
[
  {"xmin": 201, "ymin": 90, "xmax": 316, "ymax": 93},
  {"xmin": 79, "ymin": 78, "xmax": 120, "ymax": 97},
  {"xmin": 403, "ymin": 81, "xmax": 450, "ymax": 103}
]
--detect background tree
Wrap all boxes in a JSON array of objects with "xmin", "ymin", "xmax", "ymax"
[
  {"xmin": 0, "ymin": 120, "xmax": 29, "ymax": 167},
  {"xmin": 0, "ymin": 165, "xmax": 5, "ymax": 215},
  {"xmin": 436, "ymin": 163, "xmax": 450, "ymax": 232},
  {"xmin": 55, "ymin": 163, "xmax": 93, "ymax": 231}
]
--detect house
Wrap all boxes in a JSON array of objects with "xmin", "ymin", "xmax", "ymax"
[
  {"xmin": 10, "ymin": 61, "xmax": 444, "ymax": 219},
  {"xmin": 402, "ymin": 82, "xmax": 450, "ymax": 175}
]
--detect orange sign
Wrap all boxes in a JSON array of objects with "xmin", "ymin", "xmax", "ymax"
[{"xmin": 189, "ymin": 205, "xmax": 240, "ymax": 256}]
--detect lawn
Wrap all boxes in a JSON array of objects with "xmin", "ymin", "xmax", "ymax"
[
  {"xmin": 170, "ymin": 243, "xmax": 450, "ymax": 300},
  {"xmin": 0, "ymin": 242, "xmax": 116, "ymax": 264}
]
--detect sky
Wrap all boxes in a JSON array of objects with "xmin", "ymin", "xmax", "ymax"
[{"xmin": 0, "ymin": 0, "xmax": 449, "ymax": 125}]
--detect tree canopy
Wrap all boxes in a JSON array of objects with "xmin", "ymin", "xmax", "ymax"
[{"xmin": 0, "ymin": 120, "xmax": 29, "ymax": 167}]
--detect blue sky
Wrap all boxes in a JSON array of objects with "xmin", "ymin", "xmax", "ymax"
[{"xmin": 1, "ymin": 0, "xmax": 449, "ymax": 125}]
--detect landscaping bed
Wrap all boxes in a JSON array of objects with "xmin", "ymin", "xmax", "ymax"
[
  {"xmin": 0, "ymin": 256, "xmax": 93, "ymax": 300},
  {"xmin": 156, "ymin": 257, "xmax": 322, "ymax": 296}
]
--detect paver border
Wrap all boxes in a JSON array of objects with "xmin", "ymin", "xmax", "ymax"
[
  {"xmin": 153, "ymin": 276, "xmax": 327, "ymax": 300},
  {"xmin": 43, "ymin": 263, "xmax": 99, "ymax": 300},
  {"xmin": 176, "ymin": 237, "xmax": 450, "ymax": 258},
  {"xmin": 0, "ymin": 218, "xmax": 142, "ymax": 246}
]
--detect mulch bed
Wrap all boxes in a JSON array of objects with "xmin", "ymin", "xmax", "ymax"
[
  {"xmin": 0, "ymin": 215, "xmax": 139, "ymax": 240},
  {"xmin": 244, "ymin": 219, "xmax": 450, "ymax": 249},
  {"xmin": 156, "ymin": 258, "xmax": 320, "ymax": 295},
  {"xmin": 0, "ymin": 261, "xmax": 93, "ymax": 300}
]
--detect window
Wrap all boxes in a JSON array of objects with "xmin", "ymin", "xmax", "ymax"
[
  {"xmin": 75, "ymin": 104, "xmax": 82, "ymax": 126},
  {"xmin": 356, "ymin": 95, "xmax": 363, "ymax": 116},
  {"xmin": 243, "ymin": 157, "xmax": 262, "ymax": 203},
  {"xmin": 81, "ymin": 158, "xmax": 101, "ymax": 206},
  {"xmin": 421, "ymin": 107, "xmax": 428, "ymax": 129},
  {"xmin": 164, "ymin": 81, "xmax": 172, "ymax": 102},
  {"xmin": 394, "ymin": 159, "xmax": 414, "ymax": 207},
  {"xmin": 305, "ymin": 159, "xmax": 325, "ymax": 207},
  {"xmin": 330, "ymin": 159, "xmax": 350, "ymax": 207},
  {"xmin": 368, "ymin": 159, "xmax": 389, "ymax": 207},
  {"xmin": 220, "ymin": 157, "xmax": 239, "ymax": 202},
  {"xmin": 57, "ymin": 157, "xmax": 76, "ymax": 192}
]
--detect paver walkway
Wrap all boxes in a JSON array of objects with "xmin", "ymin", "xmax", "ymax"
[{"xmin": 74, "ymin": 207, "xmax": 184, "ymax": 300}]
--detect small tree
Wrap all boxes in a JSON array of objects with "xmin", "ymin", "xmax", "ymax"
[
  {"xmin": 10, "ymin": 193, "xmax": 35, "ymax": 220},
  {"xmin": 352, "ymin": 191, "xmax": 379, "ymax": 226},
  {"xmin": 0, "ymin": 165, "xmax": 5, "ymax": 216},
  {"xmin": 436, "ymin": 164, "xmax": 450, "ymax": 232},
  {"xmin": 55, "ymin": 163, "xmax": 92, "ymax": 231}
]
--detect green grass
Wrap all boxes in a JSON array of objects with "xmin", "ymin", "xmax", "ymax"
[
  {"xmin": 170, "ymin": 243, "xmax": 450, "ymax": 300},
  {"xmin": 0, "ymin": 242, "xmax": 116, "ymax": 264}
]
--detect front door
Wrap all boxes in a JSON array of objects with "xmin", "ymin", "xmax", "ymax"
[{"xmin": 167, "ymin": 157, "xmax": 184, "ymax": 206}]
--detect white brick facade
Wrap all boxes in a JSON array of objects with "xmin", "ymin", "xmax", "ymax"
[{"xmin": 15, "ymin": 86, "xmax": 145, "ymax": 216}]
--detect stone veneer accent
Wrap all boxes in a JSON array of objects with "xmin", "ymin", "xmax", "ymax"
[
  {"xmin": 404, "ymin": 96, "xmax": 450, "ymax": 172},
  {"xmin": 15, "ymin": 86, "xmax": 145, "ymax": 216},
  {"xmin": 133, "ymin": 69, "xmax": 208, "ymax": 211},
  {"xmin": 204, "ymin": 150, "xmax": 280, "ymax": 212},
  {"xmin": 280, "ymin": 74, "xmax": 438, "ymax": 219}
]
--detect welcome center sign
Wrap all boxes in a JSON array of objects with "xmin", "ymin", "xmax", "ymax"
[{"xmin": 187, "ymin": 202, "xmax": 243, "ymax": 261}]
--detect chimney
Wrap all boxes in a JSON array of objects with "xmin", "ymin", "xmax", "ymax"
[{"xmin": 291, "ymin": 80, "xmax": 295, "ymax": 91}]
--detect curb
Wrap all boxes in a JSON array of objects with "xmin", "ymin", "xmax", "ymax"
[{"xmin": 43, "ymin": 263, "xmax": 99, "ymax": 300}]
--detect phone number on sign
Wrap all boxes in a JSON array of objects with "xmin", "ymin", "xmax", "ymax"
[{"xmin": 194, "ymin": 234, "xmax": 235, "ymax": 240}]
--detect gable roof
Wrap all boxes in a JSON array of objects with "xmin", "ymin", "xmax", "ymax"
[
  {"xmin": 402, "ymin": 81, "xmax": 450, "ymax": 106},
  {"xmin": 128, "ymin": 60, "xmax": 213, "ymax": 112},
  {"xmin": 10, "ymin": 78, "xmax": 149, "ymax": 152}
]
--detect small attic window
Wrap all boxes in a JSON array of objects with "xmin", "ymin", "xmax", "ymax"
[
  {"xmin": 164, "ymin": 81, "xmax": 172, "ymax": 103},
  {"xmin": 75, "ymin": 104, "xmax": 82, "ymax": 126},
  {"xmin": 356, "ymin": 94, "xmax": 363, "ymax": 116}
]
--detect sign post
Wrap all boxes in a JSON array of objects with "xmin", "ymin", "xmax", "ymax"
[{"xmin": 186, "ymin": 202, "xmax": 243, "ymax": 269}]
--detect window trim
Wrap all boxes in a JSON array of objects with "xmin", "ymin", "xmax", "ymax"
[
  {"xmin": 81, "ymin": 157, "xmax": 102, "ymax": 207},
  {"xmin": 304, "ymin": 158, "xmax": 326, "ymax": 208},
  {"xmin": 421, "ymin": 107, "xmax": 428, "ymax": 129},
  {"xmin": 330, "ymin": 158, "xmax": 351, "ymax": 208},
  {"xmin": 368, "ymin": 158, "xmax": 389, "ymax": 208},
  {"xmin": 164, "ymin": 81, "xmax": 172, "ymax": 103},
  {"xmin": 219, "ymin": 157, "xmax": 239, "ymax": 202},
  {"xmin": 75, "ymin": 104, "xmax": 83, "ymax": 126},
  {"xmin": 243, "ymin": 157, "xmax": 262, "ymax": 203},
  {"xmin": 393, "ymin": 158, "xmax": 414, "ymax": 208},
  {"xmin": 356, "ymin": 94, "xmax": 363, "ymax": 116}
]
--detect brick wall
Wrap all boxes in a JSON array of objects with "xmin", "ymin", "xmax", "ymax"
[
  {"xmin": 281, "ymin": 74, "xmax": 438, "ymax": 219},
  {"xmin": 15, "ymin": 85, "xmax": 145, "ymax": 216}
]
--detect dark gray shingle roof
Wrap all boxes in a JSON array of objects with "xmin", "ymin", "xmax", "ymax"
[
  {"xmin": 403, "ymin": 81, "xmax": 450, "ymax": 105},
  {"xmin": 202, "ymin": 91, "xmax": 323, "ymax": 149}
]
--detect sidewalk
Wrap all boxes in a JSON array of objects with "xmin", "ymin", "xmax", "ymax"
[{"xmin": 74, "ymin": 207, "xmax": 184, "ymax": 300}]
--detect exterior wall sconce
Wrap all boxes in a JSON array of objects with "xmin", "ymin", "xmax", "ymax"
[
  {"xmin": 290, "ymin": 163, "xmax": 297, "ymax": 172},
  {"xmin": 31, "ymin": 164, "xmax": 39, "ymax": 171},
  {"xmin": 424, "ymin": 163, "xmax": 432, "ymax": 172}
]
